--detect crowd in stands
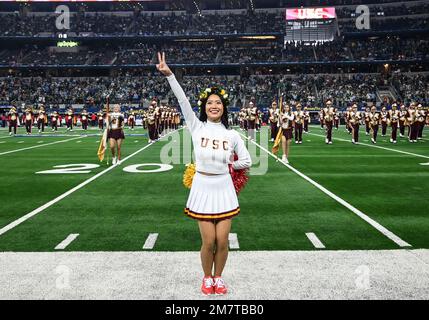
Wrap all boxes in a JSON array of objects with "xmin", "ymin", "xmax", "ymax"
[
  {"xmin": 1, "ymin": 73, "xmax": 427, "ymax": 108},
  {"xmin": 0, "ymin": 37, "xmax": 427, "ymax": 66},
  {"xmin": 0, "ymin": 5, "xmax": 427, "ymax": 37}
]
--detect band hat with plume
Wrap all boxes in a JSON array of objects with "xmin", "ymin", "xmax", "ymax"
[{"xmin": 197, "ymin": 87, "xmax": 230, "ymax": 108}]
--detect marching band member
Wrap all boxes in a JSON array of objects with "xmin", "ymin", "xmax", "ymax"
[
  {"xmin": 51, "ymin": 111, "xmax": 59, "ymax": 132},
  {"xmin": 388, "ymin": 104, "xmax": 400, "ymax": 144},
  {"xmin": 247, "ymin": 101, "xmax": 257, "ymax": 140},
  {"xmin": 8, "ymin": 106, "xmax": 18, "ymax": 136},
  {"xmin": 107, "ymin": 104, "xmax": 125, "ymax": 165},
  {"xmin": 142, "ymin": 110, "xmax": 147, "ymax": 130},
  {"xmin": 364, "ymin": 107, "xmax": 371, "ymax": 136},
  {"xmin": 319, "ymin": 108, "xmax": 324, "ymax": 129},
  {"xmin": 380, "ymin": 106, "xmax": 388, "ymax": 137},
  {"xmin": 157, "ymin": 52, "xmax": 251, "ymax": 296},
  {"xmin": 147, "ymin": 105, "xmax": 157, "ymax": 143},
  {"xmin": 407, "ymin": 103, "xmax": 418, "ymax": 143},
  {"xmin": 417, "ymin": 104, "xmax": 426, "ymax": 140},
  {"xmin": 334, "ymin": 108, "xmax": 340, "ymax": 130},
  {"xmin": 268, "ymin": 101, "xmax": 279, "ymax": 142},
  {"xmin": 66, "ymin": 107, "xmax": 73, "ymax": 131},
  {"xmin": 399, "ymin": 104, "xmax": 407, "ymax": 137},
  {"xmin": 175, "ymin": 108, "xmax": 181, "ymax": 130},
  {"xmin": 37, "ymin": 106, "xmax": 46, "ymax": 134},
  {"xmin": 323, "ymin": 100, "xmax": 334, "ymax": 145},
  {"xmin": 24, "ymin": 106, "xmax": 33, "ymax": 135},
  {"xmin": 293, "ymin": 103, "xmax": 304, "ymax": 144},
  {"xmin": 280, "ymin": 103, "xmax": 294, "ymax": 164},
  {"xmin": 97, "ymin": 110, "xmax": 104, "ymax": 130},
  {"xmin": 81, "ymin": 108, "xmax": 89, "ymax": 131},
  {"xmin": 128, "ymin": 109, "xmax": 136, "ymax": 131},
  {"xmin": 345, "ymin": 106, "xmax": 353, "ymax": 134},
  {"xmin": 303, "ymin": 106, "xmax": 310, "ymax": 133},
  {"xmin": 369, "ymin": 106, "xmax": 380, "ymax": 144},
  {"xmin": 350, "ymin": 104, "xmax": 361, "ymax": 144}
]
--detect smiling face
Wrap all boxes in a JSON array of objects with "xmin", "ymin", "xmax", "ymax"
[
  {"xmin": 205, "ymin": 94, "xmax": 224, "ymax": 122},
  {"xmin": 113, "ymin": 105, "xmax": 120, "ymax": 113}
]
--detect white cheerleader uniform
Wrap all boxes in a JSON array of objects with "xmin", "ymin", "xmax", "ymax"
[{"xmin": 167, "ymin": 74, "xmax": 252, "ymax": 221}]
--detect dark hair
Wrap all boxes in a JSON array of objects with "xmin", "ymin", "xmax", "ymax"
[
  {"xmin": 199, "ymin": 93, "xmax": 229, "ymax": 129},
  {"xmin": 197, "ymin": 87, "xmax": 230, "ymax": 129}
]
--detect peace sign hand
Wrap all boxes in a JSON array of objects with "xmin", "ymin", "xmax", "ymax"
[{"xmin": 156, "ymin": 52, "xmax": 173, "ymax": 77}]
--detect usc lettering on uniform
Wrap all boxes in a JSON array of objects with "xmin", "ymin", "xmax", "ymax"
[{"xmin": 201, "ymin": 137, "xmax": 229, "ymax": 151}]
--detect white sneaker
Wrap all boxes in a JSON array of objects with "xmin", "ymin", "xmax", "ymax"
[
  {"xmin": 295, "ymin": 141, "xmax": 298, "ymax": 144},
  {"xmin": 352, "ymin": 139, "xmax": 355, "ymax": 144},
  {"xmin": 9, "ymin": 132, "xmax": 12, "ymax": 136},
  {"xmin": 393, "ymin": 141, "xmax": 397, "ymax": 144},
  {"xmin": 112, "ymin": 157, "xmax": 117, "ymax": 165},
  {"xmin": 371, "ymin": 138, "xmax": 376, "ymax": 144},
  {"xmin": 38, "ymin": 130, "xmax": 41, "ymax": 134},
  {"xmin": 299, "ymin": 141, "xmax": 302, "ymax": 144},
  {"xmin": 325, "ymin": 138, "xmax": 329, "ymax": 144},
  {"xmin": 282, "ymin": 155, "xmax": 289, "ymax": 164},
  {"xmin": 390, "ymin": 138, "xmax": 393, "ymax": 143},
  {"xmin": 328, "ymin": 141, "xmax": 332, "ymax": 145},
  {"xmin": 270, "ymin": 138, "xmax": 274, "ymax": 142}
]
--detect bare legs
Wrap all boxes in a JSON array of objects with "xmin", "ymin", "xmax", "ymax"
[
  {"xmin": 281, "ymin": 136, "xmax": 291, "ymax": 157},
  {"xmin": 109, "ymin": 138, "xmax": 122, "ymax": 160},
  {"xmin": 198, "ymin": 219, "xmax": 232, "ymax": 277}
]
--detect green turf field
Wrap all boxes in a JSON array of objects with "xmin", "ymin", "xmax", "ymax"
[{"xmin": 0, "ymin": 124, "xmax": 428, "ymax": 251}]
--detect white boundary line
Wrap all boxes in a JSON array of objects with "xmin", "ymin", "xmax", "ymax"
[
  {"xmin": 307, "ymin": 132, "xmax": 429, "ymax": 160},
  {"xmin": 0, "ymin": 136, "xmax": 84, "ymax": 156},
  {"xmin": 0, "ymin": 129, "xmax": 180, "ymax": 237},
  {"xmin": 55, "ymin": 234, "xmax": 79, "ymax": 250},
  {"xmin": 228, "ymin": 233, "xmax": 240, "ymax": 249},
  {"xmin": 306, "ymin": 232, "xmax": 326, "ymax": 249},
  {"xmin": 143, "ymin": 233, "xmax": 159, "ymax": 250},
  {"xmin": 238, "ymin": 131, "xmax": 412, "ymax": 248}
]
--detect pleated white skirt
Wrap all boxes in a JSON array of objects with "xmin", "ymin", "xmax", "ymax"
[{"xmin": 185, "ymin": 172, "xmax": 240, "ymax": 221}]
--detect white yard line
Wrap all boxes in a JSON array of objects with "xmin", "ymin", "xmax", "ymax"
[
  {"xmin": 305, "ymin": 233, "xmax": 326, "ymax": 249},
  {"xmin": 0, "ymin": 136, "xmax": 83, "ymax": 156},
  {"xmin": 55, "ymin": 234, "xmax": 79, "ymax": 250},
  {"xmin": 143, "ymin": 233, "xmax": 159, "ymax": 250},
  {"xmin": 238, "ymin": 131, "xmax": 411, "ymax": 248},
  {"xmin": 308, "ymin": 132, "xmax": 429, "ymax": 160},
  {"xmin": 228, "ymin": 233, "xmax": 240, "ymax": 250},
  {"xmin": 0, "ymin": 130, "xmax": 180, "ymax": 237}
]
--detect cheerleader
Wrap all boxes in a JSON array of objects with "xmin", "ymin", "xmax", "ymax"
[
  {"xmin": 147, "ymin": 105, "xmax": 157, "ymax": 143},
  {"xmin": 107, "ymin": 104, "xmax": 125, "ymax": 165},
  {"xmin": 407, "ymin": 103, "xmax": 418, "ymax": 143},
  {"xmin": 8, "ymin": 106, "xmax": 18, "ymax": 136},
  {"xmin": 280, "ymin": 103, "xmax": 294, "ymax": 164},
  {"xmin": 157, "ymin": 53, "xmax": 251, "ymax": 296}
]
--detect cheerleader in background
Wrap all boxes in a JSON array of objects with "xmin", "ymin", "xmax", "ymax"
[
  {"xmin": 66, "ymin": 107, "xmax": 73, "ymax": 132},
  {"xmin": 280, "ymin": 103, "xmax": 294, "ymax": 164},
  {"xmin": 81, "ymin": 108, "xmax": 89, "ymax": 131},
  {"xmin": 51, "ymin": 111, "xmax": 59, "ymax": 132},
  {"xmin": 107, "ymin": 104, "xmax": 125, "ymax": 165}
]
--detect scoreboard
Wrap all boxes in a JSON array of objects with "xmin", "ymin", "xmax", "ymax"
[{"xmin": 286, "ymin": 7, "xmax": 337, "ymax": 21}]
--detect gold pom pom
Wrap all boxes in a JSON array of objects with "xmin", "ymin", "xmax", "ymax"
[{"xmin": 183, "ymin": 163, "xmax": 196, "ymax": 189}]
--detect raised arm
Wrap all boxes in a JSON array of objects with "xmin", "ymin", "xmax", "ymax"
[{"xmin": 156, "ymin": 52, "xmax": 200, "ymax": 133}]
